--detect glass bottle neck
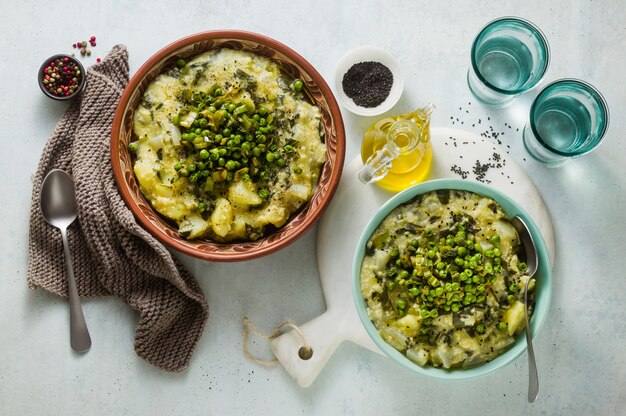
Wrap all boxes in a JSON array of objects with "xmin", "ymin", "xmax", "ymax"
[{"xmin": 387, "ymin": 119, "xmax": 421, "ymax": 153}]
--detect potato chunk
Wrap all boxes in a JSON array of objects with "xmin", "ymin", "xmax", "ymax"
[
  {"xmin": 211, "ymin": 198, "xmax": 233, "ymax": 237},
  {"xmin": 228, "ymin": 180, "xmax": 262, "ymax": 207},
  {"xmin": 504, "ymin": 300, "xmax": 526, "ymax": 336}
]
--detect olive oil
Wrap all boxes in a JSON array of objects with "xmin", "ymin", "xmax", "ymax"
[{"xmin": 360, "ymin": 104, "xmax": 434, "ymax": 192}]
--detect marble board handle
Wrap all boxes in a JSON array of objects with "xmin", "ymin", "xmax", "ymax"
[{"xmin": 271, "ymin": 307, "xmax": 380, "ymax": 387}]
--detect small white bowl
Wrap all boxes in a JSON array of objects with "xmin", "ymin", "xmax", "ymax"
[{"xmin": 334, "ymin": 46, "xmax": 404, "ymax": 116}]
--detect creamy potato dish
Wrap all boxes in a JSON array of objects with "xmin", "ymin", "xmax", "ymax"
[
  {"xmin": 131, "ymin": 49, "xmax": 326, "ymax": 242},
  {"xmin": 360, "ymin": 190, "xmax": 535, "ymax": 369}
]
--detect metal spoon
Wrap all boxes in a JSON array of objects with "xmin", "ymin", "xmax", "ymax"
[
  {"xmin": 511, "ymin": 215, "xmax": 539, "ymax": 402},
  {"xmin": 40, "ymin": 169, "xmax": 91, "ymax": 353}
]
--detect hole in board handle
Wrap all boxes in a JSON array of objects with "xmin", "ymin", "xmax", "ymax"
[{"xmin": 298, "ymin": 346, "xmax": 313, "ymax": 360}]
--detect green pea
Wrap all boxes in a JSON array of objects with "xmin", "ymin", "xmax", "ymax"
[
  {"xmin": 187, "ymin": 163, "xmax": 197, "ymax": 172},
  {"xmin": 266, "ymin": 153, "xmax": 276, "ymax": 163},
  {"xmin": 227, "ymin": 104, "xmax": 236, "ymax": 113},
  {"xmin": 259, "ymin": 189, "xmax": 269, "ymax": 199},
  {"xmin": 225, "ymin": 160, "xmax": 236, "ymax": 171},
  {"xmin": 199, "ymin": 149, "xmax": 210, "ymax": 160},
  {"xmin": 197, "ymin": 162, "xmax": 206, "ymax": 171},
  {"xmin": 222, "ymin": 128, "xmax": 231, "ymax": 136},
  {"xmin": 485, "ymin": 249, "xmax": 494, "ymax": 258},
  {"xmin": 252, "ymin": 114, "xmax": 260, "ymax": 121},
  {"xmin": 293, "ymin": 167, "xmax": 303, "ymax": 174},
  {"xmin": 179, "ymin": 168, "xmax": 189, "ymax": 177},
  {"xmin": 293, "ymin": 79, "xmax": 303, "ymax": 91},
  {"xmin": 241, "ymin": 174, "xmax": 250, "ymax": 182},
  {"xmin": 208, "ymin": 106, "xmax": 216, "ymax": 113},
  {"xmin": 276, "ymin": 158, "xmax": 285, "ymax": 167},
  {"xmin": 435, "ymin": 287, "xmax": 444, "ymax": 297},
  {"xmin": 493, "ymin": 248, "xmax": 501, "ymax": 257},
  {"xmin": 509, "ymin": 283, "xmax": 519, "ymax": 293},
  {"xmin": 173, "ymin": 162, "xmax": 183, "ymax": 171},
  {"xmin": 227, "ymin": 139, "xmax": 235, "ymax": 148},
  {"xmin": 128, "ymin": 142, "xmax": 138, "ymax": 153},
  {"xmin": 396, "ymin": 299, "xmax": 406, "ymax": 310},
  {"xmin": 252, "ymin": 147, "xmax": 262, "ymax": 157},
  {"xmin": 451, "ymin": 303, "xmax": 460, "ymax": 313},
  {"xmin": 218, "ymin": 148, "xmax": 227, "ymax": 156},
  {"xmin": 429, "ymin": 309, "xmax": 439, "ymax": 318},
  {"xmin": 476, "ymin": 323, "xmax": 486, "ymax": 334},
  {"xmin": 259, "ymin": 118, "xmax": 266, "ymax": 126},
  {"xmin": 490, "ymin": 235, "xmax": 501, "ymax": 245},
  {"xmin": 210, "ymin": 152, "xmax": 219, "ymax": 161},
  {"xmin": 497, "ymin": 322, "xmax": 508, "ymax": 332},
  {"xmin": 198, "ymin": 202, "xmax": 206, "ymax": 212},
  {"xmin": 176, "ymin": 59, "xmax": 186, "ymax": 68},
  {"xmin": 518, "ymin": 262, "xmax": 527, "ymax": 272},
  {"xmin": 507, "ymin": 294, "xmax": 517, "ymax": 304},
  {"xmin": 218, "ymin": 157, "xmax": 225, "ymax": 166},
  {"xmin": 189, "ymin": 173, "xmax": 198, "ymax": 183},
  {"xmin": 213, "ymin": 88, "xmax": 222, "ymax": 97}
]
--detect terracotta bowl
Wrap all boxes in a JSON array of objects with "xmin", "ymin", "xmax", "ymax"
[{"xmin": 111, "ymin": 31, "xmax": 345, "ymax": 262}]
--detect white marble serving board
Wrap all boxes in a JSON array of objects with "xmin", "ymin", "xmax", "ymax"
[{"xmin": 271, "ymin": 127, "xmax": 555, "ymax": 388}]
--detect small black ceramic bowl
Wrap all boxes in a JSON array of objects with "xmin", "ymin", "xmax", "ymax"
[{"xmin": 38, "ymin": 54, "xmax": 86, "ymax": 101}]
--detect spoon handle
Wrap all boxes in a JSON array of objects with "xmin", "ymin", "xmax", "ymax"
[
  {"xmin": 60, "ymin": 228, "xmax": 92, "ymax": 353},
  {"xmin": 524, "ymin": 278, "xmax": 539, "ymax": 402}
]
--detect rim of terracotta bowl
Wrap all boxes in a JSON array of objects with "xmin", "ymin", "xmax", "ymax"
[{"xmin": 111, "ymin": 30, "xmax": 345, "ymax": 262}]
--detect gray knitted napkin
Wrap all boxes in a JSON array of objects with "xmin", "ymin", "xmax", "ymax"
[{"xmin": 27, "ymin": 45, "xmax": 209, "ymax": 372}]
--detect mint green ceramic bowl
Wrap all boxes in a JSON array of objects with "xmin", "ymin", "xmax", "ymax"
[{"xmin": 352, "ymin": 179, "xmax": 552, "ymax": 381}]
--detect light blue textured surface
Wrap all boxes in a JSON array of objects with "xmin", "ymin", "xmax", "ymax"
[{"xmin": 0, "ymin": 0, "xmax": 624, "ymax": 414}]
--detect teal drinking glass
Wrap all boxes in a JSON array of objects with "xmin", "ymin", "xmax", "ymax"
[
  {"xmin": 522, "ymin": 79, "xmax": 609, "ymax": 166},
  {"xmin": 468, "ymin": 17, "xmax": 550, "ymax": 105}
]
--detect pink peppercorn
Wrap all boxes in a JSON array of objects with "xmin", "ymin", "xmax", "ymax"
[{"xmin": 96, "ymin": 58, "xmax": 101, "ymax": 63}]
